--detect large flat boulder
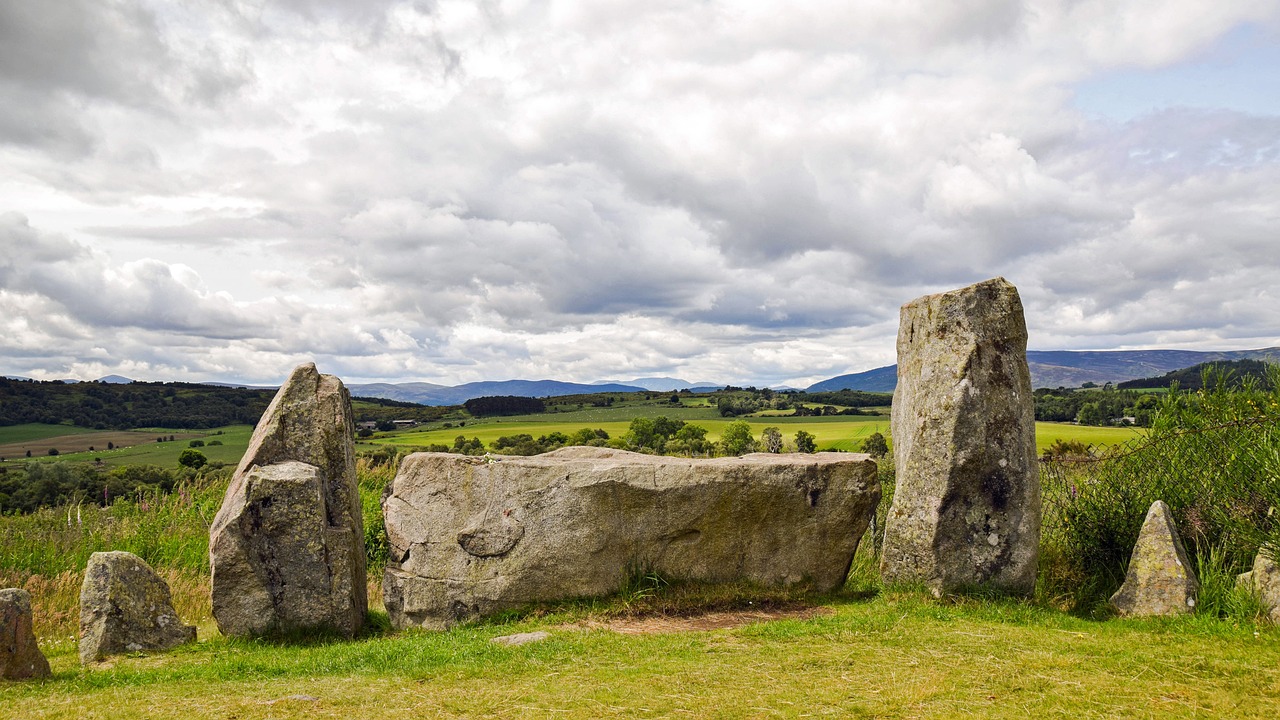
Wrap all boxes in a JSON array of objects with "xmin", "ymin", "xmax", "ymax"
[
  {"xmin": 880, "ymin": 277, "xmax": 1040, "ymax": 595},
  {"xmin": 1110, "ymin": 500, "xmax": 1198, "ymax": 616},
  {"xmin": 79, "ymin": 551, "xmax": 196, "ymax": 663},
  {"xmin": 1, "ymin": 588, "xmax": 51, "ymax": 680},
  {"xmin": 383, "ymin": 447, "xmax": 879, "ymax": 629},
  {"xmin": 210, "ymin": 362, "xmax": 366, "ymax": 637}
]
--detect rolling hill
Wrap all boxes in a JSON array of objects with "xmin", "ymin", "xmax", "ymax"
[{"xmin": 808, "ymin": 347, "xmax": 1280, "ymax": 392}]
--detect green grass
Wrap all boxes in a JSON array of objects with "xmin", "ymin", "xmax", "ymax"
[
  {"xmin": 368, "ymin": 415, "xmax": 892, "ymax": 453},
  {"xmin": 4, "ymin": 425, "xmax": 254, "ymax": 468},
  {"xmin": 2, "ymin": 576, "xmax": 1278, "ymax": 718},
  {"xmin": 1034, "ymin": 422, "xmax": 1140, "ymax": 453},
  {"xmin": 0, "ymin": 423, "xmax": 97, "ymax": 444},
  {"xmin": 367, "ymin": 412, "xmax": 1137, "ymax": 455}
]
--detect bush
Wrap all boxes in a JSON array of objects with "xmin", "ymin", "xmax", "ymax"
[
  {"xmin": 1040, "ymin": 366, "xmax": 1280, "ymax": 616},
  {"xmin": 177, "ymin": 449, "xmax": 207, "ymax": 469}
]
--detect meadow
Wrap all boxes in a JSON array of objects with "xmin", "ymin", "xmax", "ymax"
[
  {"xmin": 0, "ymin": 425, "xmax": 254, "ymax": 468},
  {"xmin": 0, "ymin": 389, "xmax": 1275, "ymax": 717},
  {"xmin": 368, "ymin": 411, "xmax": 1136, "ymax": 455}
]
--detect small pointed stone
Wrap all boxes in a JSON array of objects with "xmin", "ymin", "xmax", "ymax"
[
  {"xmin": 1237, "ymin": 549, "xmax": 1280, "ymax": 623},
  {"xmin": 79, "ymin": 552, "xmax": 196, "ymax": 663},
  {"xmin": 1110, "ymin": 501, "xmax": 1198, "ymax": 616},
  {"xmin": 1, "ymin": 588, "xmax": 51, "ymax": 680}
]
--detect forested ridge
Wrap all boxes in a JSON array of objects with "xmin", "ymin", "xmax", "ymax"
[{"xmin": 0, "ymin": 378, "xmax": 447, "ymax": 429}]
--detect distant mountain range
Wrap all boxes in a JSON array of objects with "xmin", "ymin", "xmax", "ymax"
[
  {"xmin": 8, "ymin": 347, "xmax": 1277, "ymax": 405},
  {"xmin": 807, "ymin": 347, "xmax": 1280, "ymax": 393},
  {"xmin": 346, "ymin": 379, "xmax": 658, "ymax": 406},
  {"xmin": 592, "ymin": 377, "xmax": 722, "ymax": 392}
]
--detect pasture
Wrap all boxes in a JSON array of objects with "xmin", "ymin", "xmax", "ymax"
[
  {"xmin": 0, "ymin": 425, "xmax": 255, "ymax": 468},
  {"xmin": 365, "ymin": 408, "xmax": 1138, "ymax": 455}
]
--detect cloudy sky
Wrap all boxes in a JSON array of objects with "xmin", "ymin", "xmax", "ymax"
[{"xmin": 2, "ymin": 0, "xmax": 1279, "ymax": 388}]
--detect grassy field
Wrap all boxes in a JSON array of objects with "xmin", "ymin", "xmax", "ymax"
[
  {"xmin": 0, "ymin": 425, "xmax": 255, "ymax": 468},
  {"xmin": 366, "ymin": 412, "xmax": 1138, "ymax": 455},
  {"xmin": 0, "ymin": 424, "xmax": 98, "ymax": 444},
  {"xmin": 370, "ymin": 413, "xmax": 893, "ymax": 453},
  {"xmin": 1, "ymin": 413, "xmax": 1139, "ymax": 470},
  {"xmin": 1, "ymin": 565, "xmax": 1277, "ymax": 718}
]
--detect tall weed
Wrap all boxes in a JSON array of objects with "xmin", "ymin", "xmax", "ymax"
[{"xmin": 1040, "ymin": 365, "xmax": 1280, "ymax": 616}]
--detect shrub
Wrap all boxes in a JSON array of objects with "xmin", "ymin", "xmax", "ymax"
[
  {"xmin": 1040, "ymin": 366, "xmax": 1280, "ymax": 615},
  {"xmin": 177, "ymin": 449, "xmax": 207, "ymax": 469}
]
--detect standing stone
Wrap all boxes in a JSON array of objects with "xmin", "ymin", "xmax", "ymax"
[
  {"xmin": 881, "ymin": 277, "xmax": 1039, "ymax": 595},
  {"xmin": 1, "ymin": 588, "xmax": 51, "ymax": 680},
  {"xmin": 1236, "ymin": 550, "xmax": 1280, "ymax": 623},
  {"xmin": 383, "ymin": 447, "xmax": 880, "ymax": 630},
  {"xmin": 1110, "ymin": 500, "xmax": 1198, "ymax": 616},
  {"xmin": 209, "ymin": 362, "xmax": 367, "ymax": 637},
  {"xmin": 79, "ymin": 551, "xmax": 196, "ymax": 663}
]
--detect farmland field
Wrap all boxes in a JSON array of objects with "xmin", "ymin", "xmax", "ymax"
[
  {"xmin": 0, "ymin": 425, "xmax": 254, "ymax": 468},
  {"xmin": 362, "ymin": 406, "xmax": 1138, "ymax": 455},
  {"xmin": 1, "ymin": 411, "xmax": 1140, "ymax": 469}
]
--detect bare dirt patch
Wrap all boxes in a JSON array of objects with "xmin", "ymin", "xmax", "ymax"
[{"xmin": 572, "ymin": 606, "xmax": 832, "ymax": 634}]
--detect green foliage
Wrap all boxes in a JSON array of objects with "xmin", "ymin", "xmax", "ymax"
[
  {"xmin": 794, "ymin": 429, "xmax": 816, "ymax": 454},
  {"xmin": 0, "ymin": 377, "xmax": 273, "ymax": 430},
  {"xmin": 177, "ymin": 449, "xmax": 207, "ymax": 469},
  {"xmin": 760, "ymin": 426, "xmax": 783, "ymax": 453},
  {"xmin": 464, "ymin": 395, "xmax": 546, "ymax": 417},
  {"xmin": 1040, "ymin": 365, "xmax": 1280, "ymax": 615},
  {"xmin": 719, "ymin": 420, "xmax": 757, "ymax": 456},
  {"xmin": 1034, "ymin": 386, "xmax": 1151, "ymax": 425},
  {"xmin": 188, "ymin": 439, "xmax": 205, "ymax": 447},
  {"xmin": 861, "ymin": 432, "xmax": 888, "ymax": 458},
  {"xmin": 1119, "ymin": 359, "xmax": 1276, "ymax": 391}
]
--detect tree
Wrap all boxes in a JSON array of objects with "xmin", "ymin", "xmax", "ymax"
[
  {"xmin": 177, "ymin": 449, "xmax": 207, "ymax": 469},
  {"xmin": 719, "ymin": 420, "xmax": 757, "ymax": 456},
  {"xmin": 794, "ymin": 430, "xmax": 817, "ymax": 454},
  {"xmin": 761, "ymin": 427, "xmax": 783, "ymax": 453},
  {"xmin": 862, "ymin": 432, "xmax": 889, "ymax": 459},
  {"xmin": 1077, "ymin": 402, "xmax": 1106, "ymax": 426}
]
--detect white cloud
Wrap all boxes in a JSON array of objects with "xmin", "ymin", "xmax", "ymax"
[{"xmin": 2, "ymin": 1, "xmax": 1279, "ymax": 386}]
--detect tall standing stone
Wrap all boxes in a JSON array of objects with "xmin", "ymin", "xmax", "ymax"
[
  {"xmin": 1, "ymin": 588, "xmax": 51, "ymax": 680},
  {"xmin": 209, "ymin": 362, "xmax": 367, "ymax": 637},
  {"xmin": 1110, "ymin": 500, "xmax": 1198, "ymax": 616},
  {"xmin": 79, "ymin": 551, "xmax": 196, "ymax": 663},
  {"xmin": 880, "ymin": 277, "xmax": 1039, "ymax": 595}
]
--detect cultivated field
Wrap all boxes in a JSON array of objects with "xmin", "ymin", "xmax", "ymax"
[
  {"xmin": 2, "ymin": 412, "xmax": 1138, "ymax": 469},
  {"xmin": 364, "ymin": 409, "xmax": 1138, "ymax": 455},
  {"xmin": 0, "ymin": 424, "xmax": 254, "ymax": 468}
]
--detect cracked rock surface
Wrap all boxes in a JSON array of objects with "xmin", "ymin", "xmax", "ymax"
[
  {"xmin": 383, "ymin": 447, "xmax": 879, "ymax": 629},
  {"xmin": 881, "ymin": 277, "xmax": 1040, "ymax": 596},
  {"xmin": 210, "ymin": 362, "xmax": 366, "ymax": 637},
  {"xmin": 79, "ymin": 551, "xmax": 195, "ymax": 664}
]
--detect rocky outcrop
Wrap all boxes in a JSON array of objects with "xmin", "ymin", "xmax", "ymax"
[
  {"xmin": 1, "ymin": 588, "xmax": 51, "ymax": 680},
  {"xmin": 880, "ymin": 277, "xmax": 1040, "ymax": 596},
  {"xmin": 1110, "ymin": 500, "xmax": 1198, "ymax": 616},
  {"xmin": 383, "ymin": 447, "xmax": 879, "ymax": 629},
  {"xmin": 1236, "ymin": 549, "xmax": 1280, "ymax": 623},
  {"xmin": 210, "ymin": 362, "xmax": 367, "ymax": 637},
  {"xmin": 79, "ymin": 552, "xmax": 196, "ymax": 663}
]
